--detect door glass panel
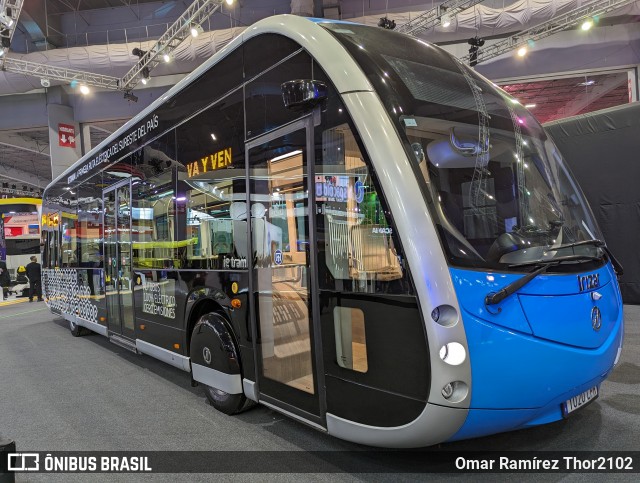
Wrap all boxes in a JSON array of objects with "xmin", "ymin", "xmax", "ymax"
[
  {"xmin": 104, "ymin": 190, "xmax": 120, "ymax": 333},
  {"xmin": 117, "ymin": 184, "xmax": 134, "ymax": 333},
  {"xmin": 250, "ymin": 128, "xmax": 315, "ymax": 396}
]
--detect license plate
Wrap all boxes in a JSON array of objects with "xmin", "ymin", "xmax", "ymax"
[{"xmin": 562, "ymin": 386, "xmax": 598, "ymax": 417}]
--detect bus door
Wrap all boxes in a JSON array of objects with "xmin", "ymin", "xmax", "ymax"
[
  {"xmin": 103, "ymin": 180, "xmax": 135, "ymax": 340},
  {"xmin": 246, "ymin": 115, "xmax": 325, "ymax": 427}
]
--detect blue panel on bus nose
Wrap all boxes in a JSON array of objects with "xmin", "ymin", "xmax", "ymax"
[
  {"xmin": 449, "ymin": 270, "xmax": 533, "ymax": 335},
  {"xmin": 448, "ymin": 262, "xmax": 623, "ymax": 415},
  {"xmin": 519, "ymin": 280, "xmax": 619, "ymax": 349}
]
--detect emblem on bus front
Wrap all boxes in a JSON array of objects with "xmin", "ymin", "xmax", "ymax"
[{"xmin": 591, "ymin": 306, "xmax": 602, "ymax": 331}]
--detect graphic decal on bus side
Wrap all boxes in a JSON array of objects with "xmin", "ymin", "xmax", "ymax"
[
  {"xmin": 43, "ymin": 269, "xmax": 98, "ymax": 324},
  {"xmin": 142, "ymin": 280, "xmax": 176, "ymax": 319}
]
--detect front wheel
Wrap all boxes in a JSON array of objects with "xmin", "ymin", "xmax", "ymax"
[
  {"xmin": 202, "ymin": 384, "xmax": 253, "ymax": 415},
  {"xmin": 190, "ymin": 312, "xmax": 255, "ymax": 415}
]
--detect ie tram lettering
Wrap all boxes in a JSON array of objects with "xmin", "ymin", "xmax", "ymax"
[{"xmin": 42, "ymin": 15, "xmax": 623, "ymax": 448}]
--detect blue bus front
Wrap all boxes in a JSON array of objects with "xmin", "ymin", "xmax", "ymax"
[{"xmin": 323, "ymin": 23, "xmax": 624, "ymax": 440}]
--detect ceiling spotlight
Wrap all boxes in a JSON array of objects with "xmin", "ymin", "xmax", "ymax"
[
  {"xmin": 377, "ymin": 17, "xmax": 396, "ymax": 30},
  {"xmin": 141, "ymin": 66, "xmax": 150, "ymax": 84},
  {"xmin": 517, "ymin": 46, "xmax": 528, "ymax": 57},
  {"xmin": 41, "ymin": 78, "xmax": 50, "ymax": 88},
  {"xmin": 190, "ymin": 24, "xmax": 203, "ymax": 38},
  {"xmin": 441, "ymin": 14, "xmax": 452, "ymax": 28},
  {"xmin": 225, "ymin": 0, "xmax": 234, "ymax": 5},
  {"xmin": 211, "ymin": 133, "xmax": 217, "ymax": 141},
  {"xmin": 163, "ymin": 53, "xmax": 172, "ymax": 63},
  {"xmin": 581, "ymin": 19, "xmax": 594, "ymax": 31},
  {"xmin": 0, "ymin": 48, "xmax": 5, "ymax": 57},
  {"xmin": 79, "ymin": 84, "xmax": 90, "ymax": 95}
]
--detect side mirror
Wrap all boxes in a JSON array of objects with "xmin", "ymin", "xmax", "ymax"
[{"xmin": 281, "ymin": 79, "xmax": 328, "ymax": 111}]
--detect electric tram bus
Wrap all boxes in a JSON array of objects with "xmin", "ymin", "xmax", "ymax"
[{"xmin": 41, "ymin": 15, "xmax": 624, "ymax": 447}]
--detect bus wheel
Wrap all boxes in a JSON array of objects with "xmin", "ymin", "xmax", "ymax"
[
  {"xmin": 202, "ymin": 384, "xmax": 253, "ymax": 415},
  {"xmin": 69, "ymin": 319, "xmax": 87, "ymax": 337},
  {"xmin": 190, "ymin": 312, "xmax": 253, "ymax": 415}
]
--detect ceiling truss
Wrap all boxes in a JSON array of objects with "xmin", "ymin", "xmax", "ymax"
[
  {"xmin": 396, "ymin": 0, "xmax": 486, "ymax": 36},
  {"xmin": 459, "ymin": 0, "xmax": 640, "ymax": 66}
]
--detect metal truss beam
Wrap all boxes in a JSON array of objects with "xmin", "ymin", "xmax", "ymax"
[
  {"xmin": 120, "ymin": 0, "xmax": 227, "ymax": 91},
  {"xmin": 0, "ymin": 0, "xmax": 228, "ymax": 94},
  {"xmin": 0, "ymin": 164, "xmax": 48, "ymax": 188},
  {"xmin": 2, "ymin": 56, "xmax": 120, "ymax": 89},
  {"xmin": 0, "ymin": 0, "xmax": 25, "ymax": 66},
  {"xmin": 0, "ymin": 131, "xmax": 49, "ymax": 156},
  {"xmin": 459, "ymin": 0, "xmax": 639, "ymax": 66},
  {"xmin": 396, "ymin": 0, "xmax": 486, "ymax": 36}
]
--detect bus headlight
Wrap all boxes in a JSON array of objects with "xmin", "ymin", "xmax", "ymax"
[{"xmin": 439, "ymin": 342, "xmax": 466, "ymax": 365}]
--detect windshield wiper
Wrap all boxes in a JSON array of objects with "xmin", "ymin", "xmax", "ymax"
[
  {"xmin": 485, "ymin": 254, "xmax": 602, "ymax": 306},
  {"xmin": 545, "ymin": 239, "xmax": 604, "ymax": 251},
  {"xmin": 544, "ymin": 239, "xmax": 624, "ymax": 275}
]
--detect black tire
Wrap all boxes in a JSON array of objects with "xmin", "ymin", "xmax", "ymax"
[
  {"xmin": 69, "ymin": 319, "xmax": 87, "ymax": 337},
  {"xmin": 202, "ymin": 384, "xmax": 254, "ymax": 415}
]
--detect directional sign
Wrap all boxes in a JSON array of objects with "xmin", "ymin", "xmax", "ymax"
[{"xmin": 58, "ymin": 123, "xmax": 76, "ymax": 148}]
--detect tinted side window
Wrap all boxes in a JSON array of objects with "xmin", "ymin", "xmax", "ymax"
[
  {"xmin": 245, "ymin": 50, "xmax": 312, "ymax": 139},
  {"xmin": 242, "ymin": 34, "xmax": 302, "ymax": 80},
  {"xmin": 175, "ymin": 90, "xmax": 246, "ymax": 269},
  {"xmin": 155, "ymin": 48, "xmax": 244, "ymax": 135},
  {"xmin": 131, "ymin": 131, "xmax": 178, "ymax": 269}
]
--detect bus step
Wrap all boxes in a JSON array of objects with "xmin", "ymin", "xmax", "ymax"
[{"xmin": 109, "ymin": 334, "xmax": 138, "ymax": 354}]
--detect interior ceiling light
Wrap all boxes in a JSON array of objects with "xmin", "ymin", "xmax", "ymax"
[
  {"xmin": 581, "ymin": 19, "xmax": 594, "ymax": 31},
  {"xmin": 517, "ymin": 46, "xmax": 528, "ymax": 57}
]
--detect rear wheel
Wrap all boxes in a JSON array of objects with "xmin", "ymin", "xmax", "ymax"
[{"xmin": 69, "ymin": 319, "xmax": 88, "ymax": 337}]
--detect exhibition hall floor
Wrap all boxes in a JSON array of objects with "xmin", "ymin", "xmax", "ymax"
[{"xmin": 1, "ymin": 303, "xmax": 638, "ymax": 481}]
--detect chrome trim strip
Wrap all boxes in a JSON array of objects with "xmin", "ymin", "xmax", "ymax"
[
  {"xmin": 260, "ymin": 400, "xmax": 327, "ymax": 432},
  {"xmin": 192, "ymin": 363, "xmax": 242, "ymax": 394},
  {"xmin": 136, "ymin": 339, "xmax": 191, "ymax": 372},
  {"xmin": 243, "ymin": 379, "xmax": 258, "ymax": 402}
]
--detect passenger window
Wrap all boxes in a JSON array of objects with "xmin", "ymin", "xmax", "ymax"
[
  {"xmin": 315, "ymin": 121, "xmax": 409, "ymax": 293},
  {"xmin": 131, "ymin": 132, "xmax": 178, "ymax": 269},
  {"xmin": 61, "ymin": 210, "xmax": 78, "ymax": 267},
  {"xmin": 77, "ymin": 197, "xmax": 103, "ymax": 268},
  {"xmin": 175, "ymin": 90, "xmax": 247, "ymax": 269}
]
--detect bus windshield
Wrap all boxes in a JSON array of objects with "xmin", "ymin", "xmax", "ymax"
[{"xmin": 323, "ymin": 22, "xmax": 603, "ymax": 271}]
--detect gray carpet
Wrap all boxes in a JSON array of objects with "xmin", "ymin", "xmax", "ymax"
[{"xmin": 0, "ymin": 302, "xmax": 638, "ymax": 481}]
